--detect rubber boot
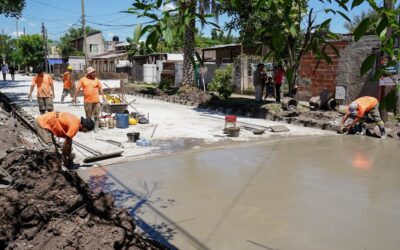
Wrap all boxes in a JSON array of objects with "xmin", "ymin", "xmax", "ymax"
[
  {"xmin": 94, "ymin": 118, "xmax": 100, "ymax": 133},
  {"xmin": 379, "ymin": 125, "xmax": 386, "ymax": 139}
]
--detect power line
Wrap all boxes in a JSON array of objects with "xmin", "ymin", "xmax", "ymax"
[
  {"xmin": 86, "ymin": 20, "xmax": 153, "ymax": 27},
  {"xmin": 30, "ymin": 0, "xmax": 80, "ymax": 14}
]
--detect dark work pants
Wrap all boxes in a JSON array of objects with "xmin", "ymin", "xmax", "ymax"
[{"xmin": 275, "ymin": 84, "xmax": 281, "ymax": 103}]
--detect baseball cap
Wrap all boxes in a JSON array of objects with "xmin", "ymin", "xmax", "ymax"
[{"xmin": 81, "ymin": 117, "xmax": 95, "ymax": 131}]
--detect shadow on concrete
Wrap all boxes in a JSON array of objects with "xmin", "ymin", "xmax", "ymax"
[{"xmin": 86, "ymin": 168, "xmax": 210, "ymax": 250}]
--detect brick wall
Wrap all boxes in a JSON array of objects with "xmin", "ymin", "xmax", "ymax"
[{"xmin": 297, "ymin": 41, "xmax": 350, "ymax": 100}]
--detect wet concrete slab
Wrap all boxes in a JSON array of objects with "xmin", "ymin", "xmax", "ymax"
[{"xmin": 79, "ymin": 136, "xmax": 400, "ymax": 250}]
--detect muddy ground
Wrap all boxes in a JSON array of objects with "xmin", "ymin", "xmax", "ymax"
[{"xmin": 0, "ymin": 98, "xmax": 165, "ymax": 249}]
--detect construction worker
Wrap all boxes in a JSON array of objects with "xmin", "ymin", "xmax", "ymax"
[
  {"xmin": 340, "ymin": 96, "xmax": 386, "ymax": 138},
  {"xmin": 28, "ymin": 66, "xmax": 55, "ymax": 114},
  {"xmin": 72, "ymin": 67, "xmax": 106, "ymax": 133},
  {"xmin": 61, "ymin": 65, "xmax": 75, "ymax": 103},
  {"xmin": 34, "ymin": 111, "xmax": 95, "ymax": 168}
]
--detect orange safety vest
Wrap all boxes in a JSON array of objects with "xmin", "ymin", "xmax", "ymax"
[
  {"xmin": 38, "ymin": 111, "xmax": 81, "ymax": 138},
  {"xmin": 351, "ymin": 96, "xmax": 378, "ymax": 118},
  {"xmin": 63, "ymin": 71, "xmax": 73, "ymax": 89}
]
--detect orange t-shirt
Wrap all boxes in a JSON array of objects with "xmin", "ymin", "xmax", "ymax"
[
  {"xmin": 32, "ymin": 74, "xmax": 54, "ymax": 97},
  {"xmin": 37, "ymin": 111, "xmax": 81, "ymax": 138},
  {"xmin": 63, "ymin": 72, "xmax": 73, "ymax": 89},
  {"xmin": 77, "ymin": 77, "xmax": 102, "ymax": 103},
  {"xmin": 347, "ymin": 96, "xmax": 378, "ymax": 118}
]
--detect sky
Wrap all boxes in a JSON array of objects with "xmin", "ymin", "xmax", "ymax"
[{"xmin": 0, "ymin": 0, "xmax": 375, "ymax": 42}]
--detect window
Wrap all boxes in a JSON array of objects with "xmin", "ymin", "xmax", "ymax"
[{"xmin": 90, "ymin": 44, "xmax": 98, "ymax": 53}]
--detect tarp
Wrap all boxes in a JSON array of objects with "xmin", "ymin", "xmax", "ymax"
[{"xmin": 48, "ymin": 58, "xmax": 63, "ymax": 65}]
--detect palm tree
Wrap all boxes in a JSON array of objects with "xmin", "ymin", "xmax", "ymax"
[{"xmin": 178, "ymin": 0, "xmax": 218, "ymax": 86}]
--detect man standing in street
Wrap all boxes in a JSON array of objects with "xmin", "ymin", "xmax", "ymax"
[
  {"xmin": 35, "ymin": 111, "xmax": 94, "ymax": 168},
  {"xmin": 28, "ymin": 66, "xmax": 55, "ymax": 114},
  {"xmin": 9, "ymin": 65, "xmax": 15, "ymax": 81},
  {"xmin": 340, "ymin": 96, "xmax": 386, "ymax": 139},
  {"xmin": 61, "ymin": 65, "xmax": 75, "ymax": 103},
  {"xmin": 274, "ymin": 65, "xmax": 285, "ymax": 103},
  {"xmin": 253, "ymin": 63, "xmax": 266, "ymax": 102},
  {"xmin": 73, "ymin": 67, "xmax": 106, "ymax": 133},
  {"xmin": 1, "ymin": 63, "xmax": 8, "ymax": 81}
]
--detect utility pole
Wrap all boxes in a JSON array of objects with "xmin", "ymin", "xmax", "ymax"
[
  {"xmin": 81, "ymin": 0, "xmax": 88, "ymax": 68},
  {"xmin": 42, "ymin": 22, "xmax": 48, "ymax": 72},
  {"xmin": 16, "ymin": 18, "xmax": 20, "ymax": 71},
  {"xmin": 23, "ymin": 27, "xmax": 25, "ymax": 35},
  {"xmin": 16, "ymin": 17, "xmax": 19, "ymax": 39}
]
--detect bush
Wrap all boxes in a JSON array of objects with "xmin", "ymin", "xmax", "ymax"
[{"xmin": 208, "ymin": 65, "xmax": 234, "ymax": 100}]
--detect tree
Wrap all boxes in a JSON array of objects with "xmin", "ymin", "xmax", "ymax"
[
  {"xmin": 0, "ymin": 34, "xmax": 13, "ymax": 62},
  {"xmin": 18, "ymin": 34, "xmax": 45, "ymax": 69},
  {"xmin": 223, "ymin": 0, "xmax": 340, "ymax": 95},
  {"xmin": 344, "ymin": 10, "xmax": 379, "ymax": 33},
  {"xmin": 0, "ymin": 0, "xmax": 25, "ymax": 17},
  {"xmin": 129, "ymin": 0, "xmax": 220, "ymax": 87}
]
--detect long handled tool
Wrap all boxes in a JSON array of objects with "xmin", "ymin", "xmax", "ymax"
[
  {"xmin": 95, "ymin": 138, "xmax": 124, "ymax": 148},
  {"xmin": 73, "ymin": 141, "xmax": 123, "ymax": 163}
]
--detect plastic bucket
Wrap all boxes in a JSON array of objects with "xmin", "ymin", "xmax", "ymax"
[
  {"xmin": 116, "ymin": 113, "xmax": 129, "ymax": 129},
  {"xmin": 127, "ymin": 132, "xmax": 140, "ymax": 142}
]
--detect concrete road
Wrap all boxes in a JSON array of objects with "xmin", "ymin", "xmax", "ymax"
[{"xmin": 79, "ymin": 135, "xmax": 400, "ymax": 250}]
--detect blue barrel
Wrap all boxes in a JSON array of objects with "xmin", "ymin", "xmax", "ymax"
[{"xmin": 115, "ymin": 113, "xmax": 129, "ymax": 129}]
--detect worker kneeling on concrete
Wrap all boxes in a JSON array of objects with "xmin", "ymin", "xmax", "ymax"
[
  {"xmin": 340, "ymin": 96, "xmax": 386, "ymax": 138},
  {"xmin": 35, "ymin": 111, "xmax": 95, "ymax": 168}
]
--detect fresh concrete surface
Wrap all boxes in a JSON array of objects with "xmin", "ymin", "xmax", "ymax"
[
  {"xmin": 0, "ymin": 74, "xmax": 332, "ymax": 165},
  {"xmin": 79, "ymin": 135, "xmax": 400, "ymax": 250}
]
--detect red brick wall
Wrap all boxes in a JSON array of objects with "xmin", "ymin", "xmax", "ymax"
[{"xmin": 297, "ymin": 41, "xmax": 350, "ymax": 99}]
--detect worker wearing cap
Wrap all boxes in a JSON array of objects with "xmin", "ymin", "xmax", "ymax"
[
  {"xmin": 35, "ymin": 111, "xmax": 95, "ymax": 168},
  {"xmin": 72, "ymin": 67, "xmax": 106, "ymax": 133},
  {"xmin": 61, "ymin": 65, "xmax": 75, "ymax": 103},
  {"xmin": 28, "ymin": 66, "xmax": 55, "ymax": 114},
  {"xmin": 340, "ymin": 96, "xmax": 386, "ymax": 138}
]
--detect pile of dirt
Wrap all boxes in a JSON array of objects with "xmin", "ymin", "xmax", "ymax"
[
  {"xmin": 0, "ymin": 103, "xmax": 41, "ymax": 159},
  {"xmin": 0, "ymin": 150, "xmax": 166, "ymax": 249}
]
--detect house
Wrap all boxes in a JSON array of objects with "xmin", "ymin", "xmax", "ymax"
[
  {"xmin": 201, "ymin": 44, "xmax": 266, "ymax": 91},
  {"xmin": 129, "ymin": 53, "xmax": 184, "ymax": 84},
  {"xmin": 71, "ymin": 31, "xmax": 105, "ymax": 58}
]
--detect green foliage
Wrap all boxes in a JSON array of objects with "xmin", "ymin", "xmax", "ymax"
[
  {"xmin": 18, "ymin": 34, "xmax": 45, "ymax": 69},
  {"xmin": 128, "ymin": 0, "xmax": 220, "ymax": 86},
  {"xmin": 0, "ymin": 34, "xmax": 13, "ymax": 61},
  {"xmin": 208, "ymin": 65, "xmax": 234, "ymax": 99},
  {"xmin": 0, "ymin": 0, "xmax": 25, "ymax": 17},
  {"xmin": 344, "ymin": 10, "xmax": 379, "ymax": 33}
]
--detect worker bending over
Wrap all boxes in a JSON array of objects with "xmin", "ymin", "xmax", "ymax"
[
  {"xmin": 61, "ymin": 65, "xmax": 75, "ymax": 103},
  {"xmin": 35, "ymin": 111, "xmax": 95, "ymax": 168},
  {"xmin": 28, "ymin": 66, "xmax": 55, "ymax": 114},
  {"xmin": 340, "ymin": 96, "xmax": 386, "ymax": 138},
  {"xmin": 73, "ymin": 67, "xmax": 106, "ymax": 133}
]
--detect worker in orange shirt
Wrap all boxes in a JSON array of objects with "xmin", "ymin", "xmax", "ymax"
[
  {"xmin": 340, "ymin": 96, "xmax": 386, "ymax": 138},
  {"xmin": 61, "ymin": 65, "xmax": 75, "ymax": 103},
  {"xmin": 35, "ymin": 111, "xmax": 95, "ymax": 168},
  {"xmin": 72, "ymin": 67, "xmax": 106, "ymax": 133},
  {"xmin": 28, "ymin": 66, "xmax": 55, "ymax": 114}
]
